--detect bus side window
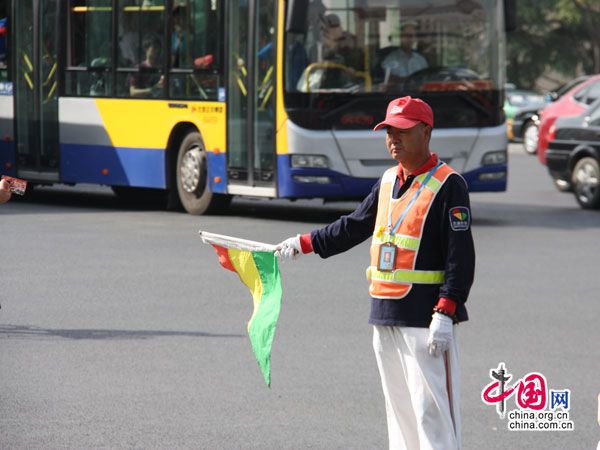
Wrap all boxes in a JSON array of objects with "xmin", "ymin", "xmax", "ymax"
[
  {"xmin": 117, "ymin": 0, "xmax": 165, "ymax": 98},
  {"xmin": 169, "ymin": 0, "xmax": 222, "ymax": 100},
  {"xmin": 65, "ymin": 0, "xmax": 112, "ymax": 97}
]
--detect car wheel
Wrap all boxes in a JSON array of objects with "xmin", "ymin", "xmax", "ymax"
[
  {"xmin": 522, "ymin": 121, "xmax": 538, "ymax": 155},
  {"xmin": 572, "ymin": 157, "xmax": 600, "ymax": 209},
  {"xmin": 176, "ymin": 131, "xmax": 231, "ymax": 215}
]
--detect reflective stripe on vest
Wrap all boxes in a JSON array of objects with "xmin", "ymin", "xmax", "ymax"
[
  {"xmin": 368, "ymin": 162, "xmax": 457, "ymax": 299},
  {"xmin": 371, "ymin": 233, "xmax": 420, "ymax": 250},
  {"xmin": 367, "ymin": 266, "xmax": 445, "ymax": 284}
]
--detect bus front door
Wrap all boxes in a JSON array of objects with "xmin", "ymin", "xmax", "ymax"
[
  {"xmin": 226, "ymin": 0, "xmax": 277, "ymax": 196},
  {"xmin": 13, "ymin": 0, "xmax": 60, "ymax": 182}
]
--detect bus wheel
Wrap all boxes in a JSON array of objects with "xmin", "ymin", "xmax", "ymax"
[{"xmin": 176, "ymin": 131, "xmax": 231, "ymax": 215}]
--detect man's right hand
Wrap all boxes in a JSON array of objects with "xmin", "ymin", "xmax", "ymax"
[{"xmin": 275, "ymin": 235, "xmax": 302, "ymax": 260}]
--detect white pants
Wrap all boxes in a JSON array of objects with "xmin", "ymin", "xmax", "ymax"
[{"xmin": 373, "ymin": 325, "xmax": 461, "ymax": 450}]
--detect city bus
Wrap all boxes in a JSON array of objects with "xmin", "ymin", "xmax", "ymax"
[{"xmin": 0, "ymin": 0, "xmax": 513, "ymax": 214}]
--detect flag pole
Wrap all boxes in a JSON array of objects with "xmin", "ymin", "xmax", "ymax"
[{"xmin": 199, "ymin": 230, "xmax": 278, "ymax": 252}]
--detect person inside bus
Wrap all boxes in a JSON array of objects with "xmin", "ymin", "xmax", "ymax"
[
  {"xmin": 119, "ymin": 12, "xmax": 138, "ymax": 67},
  {"xmin": 380, "ymin": 22, "xmax": 428, "ymax": 85},
  {"xmin": 129, "ymin": 34, "xmax": 164, "ymax": 98},
  {"xmin": 286, "ymin": 35, "xmax": 308, "ymax": 91},
  {"xmin": 300, "ymin": 13, "xmax": 363, "ymax": 91},
  {"xmin": 171, "ymin": 5, "xmax": 186, "ymax": 68},
  {"xmin": 320, "ymin": 14, "xmax": 362, "ymax": 71}
]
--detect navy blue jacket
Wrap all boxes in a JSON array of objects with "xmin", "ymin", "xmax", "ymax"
[{"xmin": 310, "ymin": 170, "xmax": 475, "ymax": 327}]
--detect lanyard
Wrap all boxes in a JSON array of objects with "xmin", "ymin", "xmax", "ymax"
[{"xmin": 387, "ymin": 161, "xmax": 442, "ymax": 235}]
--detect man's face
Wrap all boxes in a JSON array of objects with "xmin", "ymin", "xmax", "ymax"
[
  {"xmin": 385, "ymin": 123, "xmax": 431, "ymax": 163},
  {"xmin": 325, "ymin": 23, "xmax": 343, "ymax": 41},
  {"xmin": 400, "ymin": 25, "xmax": 417, "ymax": 51},
  {"xmin": 146, "ymin": 45, "xmax": 160, "ymax": 65}
]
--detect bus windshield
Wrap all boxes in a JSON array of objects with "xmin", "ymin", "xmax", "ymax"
[{"xmin": 284, "ymin": 0, "xmax": 504, "ymax": 129}]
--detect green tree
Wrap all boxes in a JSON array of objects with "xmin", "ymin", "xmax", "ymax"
[
  {"xmin": 507, "ymin": 0, "xmax": 600, "ymax": 89},
  {"xmin": 556, "ymin": 0, "xmax": 600, "ymax": 72}
]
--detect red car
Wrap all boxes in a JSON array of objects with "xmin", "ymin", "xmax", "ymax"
[{"xmin": 537, "ymin": 74, "xmax": 600, "ymax": 189}]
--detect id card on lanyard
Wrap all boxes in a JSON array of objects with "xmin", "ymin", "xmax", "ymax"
[
  {"xmin": 377, "ymin": 242, "xmax": 397, "ymax": 272},
  {"xmin": 376, "ymin": 162, "xmax": 441, "ymax": 272}
]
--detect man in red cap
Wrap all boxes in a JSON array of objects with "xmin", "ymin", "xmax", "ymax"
[{"xmin": 277, "ymin": 96, "xmax": 475, "ymax": 449}]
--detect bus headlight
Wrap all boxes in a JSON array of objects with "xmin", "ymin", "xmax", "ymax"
[
  {"xmin": 293, "ymin": 175, "xmax": 332, "ymax": 184},
  {"xmin": 291, "ymin": 154, "xmax": 329, "ymax": 168},
  {"xmin": 478, "ymin": 172, "xmax": 506, "ymax": 181},
  {"xmin": 481, "ymin": 150, "xmax": 507, "ymax": 165}
]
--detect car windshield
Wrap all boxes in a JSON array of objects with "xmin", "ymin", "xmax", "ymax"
[
  {"xmin": 285, "ymin": 0, "xmax": 502, "ymax": 94},
  {"xmin": 554, "ymin": 76, "xmax": 590, "ymax": 99}
]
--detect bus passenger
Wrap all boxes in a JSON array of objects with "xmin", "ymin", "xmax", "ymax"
[
  {"xmin": 119, "ymin": 12, "xmax": 138, "ymax": 67},
  {"xmin": 129, "ymin": 34, "xmax": 164, "ymax": 98},
  {"xmin": 298, "ymin": 13, "xmax": 364, "ymax": 91},
  {"xmin": 171, "ymin": 5, "xmax": 185, "ymax": 68},
  {"xmin": 320, "ymin": 14, "xmax": 362, "ymax": 71}
]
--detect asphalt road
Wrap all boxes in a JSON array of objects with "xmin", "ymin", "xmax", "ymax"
[{"xmin": 1, "ymin": 145, "xmax": 599, "ymax": 449}]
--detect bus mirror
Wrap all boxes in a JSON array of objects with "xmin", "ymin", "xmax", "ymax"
[
  {"xmin": 504, "ymin": 0, "xmax": 517, "ymax": 32},
  {"xmin": 286, "ymin": 0, "xmax": 309, "ymax": 34}
]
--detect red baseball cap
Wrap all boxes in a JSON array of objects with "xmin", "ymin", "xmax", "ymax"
[{"xmin": 373, "ymin": 96, "xmax": 434, "ymax": 130}]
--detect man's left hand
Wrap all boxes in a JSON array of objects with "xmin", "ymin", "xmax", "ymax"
[
  {"xmin": 0, "ymin": 179, "xmax": 12, "ymax": 204},
  {"xmin": 427, "ymin": 312, "xmax": 453, "ymax": 357}
]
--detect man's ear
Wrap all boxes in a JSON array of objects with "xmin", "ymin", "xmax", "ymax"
[{"xmin": 423, "ymin": 124, "xmax": 433, "ymax": 141}]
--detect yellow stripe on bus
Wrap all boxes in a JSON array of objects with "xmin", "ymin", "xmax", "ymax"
[
  {"xmin": 275, "ymin": 0, "xmax": 289, "ymax": 155},
  {"xmin": 72, "ymin": 6, "xmax": 112, "ymax": 12},
  {"xmin": 94, "ymin": 99, "xmax": 226, "ymax": 152}
]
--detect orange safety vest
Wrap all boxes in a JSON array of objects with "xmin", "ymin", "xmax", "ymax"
[{"xmin": 367, "ymin": 162, "xmax": 457, "ymax": 299}]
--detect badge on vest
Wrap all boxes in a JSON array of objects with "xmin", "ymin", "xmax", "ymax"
[
  {"xmin": 449, "ymin": 206, "xmax": 470, "ymax": 231},
  {"xmin": 377, "ymin": 243, "xmax": 397, "ymax": 272}
]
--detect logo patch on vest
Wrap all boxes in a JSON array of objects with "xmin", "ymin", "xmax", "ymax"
[{"xmin": 449, "ymin": 207, "xmax": 470, "ymax": 231}]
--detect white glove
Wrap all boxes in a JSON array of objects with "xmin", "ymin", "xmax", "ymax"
[
  {"xmin": 427, "ymin": 312, "xmax": 454, "ymax": 357},
  {"xmin": 275, "ymin": 235, "xmax": 302, "ymax": 260}
]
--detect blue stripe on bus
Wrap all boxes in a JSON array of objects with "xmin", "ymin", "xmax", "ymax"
[
  {"xmin": 277, "ymin": 154, "xmax": 377, "ymax": 199},
  {"xmin": 461, "ymin": 163, "xmax": 508, "ymax": 192},
  {"xmin": 207, "ymin": 151, "xmax": 227, "ymax": 194},
  {"xmin": 0, "ymin": 140, "xmax": 16, "ymax": 176},
  {"xmin": 56, "ymin": 147, "xmax": 505, "ymax": 195},
  {"xmin": 61, "ymin": 143, "xmax": 166, "ymax": 188},
  {"xmin": 277, "ymin": 155, "xmax": 507, "ymax": 197}
]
